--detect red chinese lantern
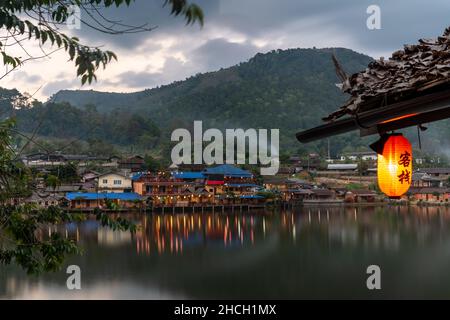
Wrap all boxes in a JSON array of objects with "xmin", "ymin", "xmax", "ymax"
[{"xmin": 374, "ymin": 134, "xmax": 412, "ymax": 198}]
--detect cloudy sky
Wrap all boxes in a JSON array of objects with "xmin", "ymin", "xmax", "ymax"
[{"xmin": 3, "ymin": 0, "xmax": 450, "ymax": 101}]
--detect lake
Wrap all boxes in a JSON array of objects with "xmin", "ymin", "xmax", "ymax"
[{"xmin": 2, "ymin": 205, "xmax": 450, "ymax": 299}]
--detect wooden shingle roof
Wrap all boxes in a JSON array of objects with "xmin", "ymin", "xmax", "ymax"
[{"xmin": 325, "ymin": 27, "xmax": 450, "ymax": 122}]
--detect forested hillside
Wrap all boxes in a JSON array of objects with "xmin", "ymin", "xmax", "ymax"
[
  {"xmin": 6, "ymin": 47, "xmax": 450, "ymax": 160},
  {"xmin": 45, "ymin": 48, "xmax": 374, "ymax": 155}
]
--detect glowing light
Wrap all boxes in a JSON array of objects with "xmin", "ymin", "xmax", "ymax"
[{"xmin": 377, "ymin": 134, "xmax": 412, "ymax": 198}]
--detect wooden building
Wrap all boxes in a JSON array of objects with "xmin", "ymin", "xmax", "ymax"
[
  {"xmin": 97, "ymin": 172, "xmax": 132, "ymax": 193},
  {"xmin": 65, "ymin": 192, "xmax": 143, "ymax": 210}
]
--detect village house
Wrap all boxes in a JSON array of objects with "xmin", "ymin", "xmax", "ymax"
[
  {"xmin": 133, "ymin": 173, "xmax": 190, "ymax": 196},
  {"xmin": 81, "ymin": 170, "xmax": 100, "ymax": 183},
  {"xmin": 263, "ymin": 176, "xmax": 314, "ymax": 201},
  {"xmin": 45, "ymin": 184, "xmax": 83, "ymax": 196},
  {"xmin": 286, "ymin": 188, "xmax": 337, "ymax": 202},
  {"xmin": 284, "ymin": 189, "xmax": 314, "ymax": 202},
  {"xmin": 344, "ymin": 189, "xmax": 377, "ymax": 203},
  {"xmin": 65, "ymin": 192, "xmax": 143, "ymax": 210},
  {"xmin": 412, "ymin": 172, "xmax": 443, "ymax": 188},
  {"xmin": 340, "ymin": 151, "xmax": 378, "ymax": 162},
  {"xmin": 171, "ymin": 171, "xmax": 206, "ymax": 183},
  {"xmin": 416, "ymin": 168, "xmax": 450, "ymax": 181},
  {"xmin": 202, "ymin": 164, "xmax": 255, "ymax": 197},
  {"xmin": 97, "ymin": 172, "xmax": 132, "ymax": 193},
  {"xmin": 101, "ymin": 156, "xmax": 121, "ymax": 169},
  {"xmin": 132, "ymin": 165, "xmax": 261, "ymax": 207},
  {"xmin": 22, "ymin": 153, "xmax": 115, "ymax": 168},
  {"xmin": 407, "ymin": 187, "xmax": 450, "ymax": 202},
  {"xmin": 76, "ymin": 170, "xmax": 100, "ymax": 192},
  {"xmin": 321, "ymin": 163, "xmax": 359, "ymax": 177},
  {"xmin": 24, "ymin": 192, "xmax": 63, "ymax": 208},
  {"xmin": 327, "ymin": 163, "xmax": 358, "ymax": 171},
  {"xmin": 309, "ymin": 189, "xmax": 336, "ymax": 200},
  {"xmin": 262, "ymin": 176, "xmax": 288, "ymax": 191},
  {"xmin": 277, "ymin": 167, "xmax": 296, "ymax": 174},
  {"xmin": 132, "ymin": 172, "xmax": 192, "ymax": 206},
  {"xmin": 118, "ymin": 156, "xmax": 145, "ymax": 172}
]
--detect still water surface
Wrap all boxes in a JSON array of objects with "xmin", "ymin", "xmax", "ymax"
[{"xmin": 2, "ymin": 205, "xmax": 450, "ymax": 299}]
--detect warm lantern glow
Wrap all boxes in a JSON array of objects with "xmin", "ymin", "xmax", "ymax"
[{"xmin": 377, "ymin": 134, "xmax": 412, "ymax": 198}]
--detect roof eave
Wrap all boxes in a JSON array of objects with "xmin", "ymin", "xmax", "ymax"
[{"xmin": 296, "ymin": 89, "xmax": 450, "ymax": 143}]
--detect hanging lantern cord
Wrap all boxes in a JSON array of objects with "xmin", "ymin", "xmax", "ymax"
[
  {"xmin": 417, "ymin": 124, "xmax": 428, "ymax": 150},
  {"xmin": 417, "ymin": 125, "xmax": 422, "ymax": 149}
]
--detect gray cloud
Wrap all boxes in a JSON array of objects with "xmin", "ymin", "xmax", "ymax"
[
  {"xmin": 112, "ymin": 57, "xmax": 189, "ymax": 89},
  {"xmin": 10, "ymin": 0, "xmax": 450, "ymax": 98},
  {"xmin": 71, "ymin": 0, "xmax": 450, "ymax": 55},
  {"xmin": 191, "ymin": 38, "xmax": 260, "ymax": 70},
  {"xmin": 11, "ymin": 71, "xmax": 43, "ymax": 84},
  {"xmin": 42, "ymin": 79, "xmax": 79, "ymax": 97}
]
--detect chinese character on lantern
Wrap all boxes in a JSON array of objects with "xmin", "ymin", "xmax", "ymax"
[{"xmin": 376, "ymin": 134, "xmax": 413, "ymax": 198}]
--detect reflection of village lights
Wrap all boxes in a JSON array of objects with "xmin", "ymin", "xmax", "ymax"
[
  {"xmin": 224, "ymin": 226, "xmax": 228, "ymax": 246},
  {"xmin": 262, "ymin": 217, "xmax": 266, "ymax": 236}
]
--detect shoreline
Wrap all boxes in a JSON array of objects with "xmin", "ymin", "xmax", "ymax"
[{"xmin": 62, "ymin": 200, "xmax": 450, "ymax": 214}]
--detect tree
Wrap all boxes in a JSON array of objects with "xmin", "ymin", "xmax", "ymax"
[
  {"xmin": 0, "ymin": 0, "xmax": 203, "ymax": 82},
  {"xmin": 0, "ymin": 0, "xmax": 205, "ymax": 275},
  {"xmin": 144, "ymin": 154, "xmax": 162, "ymax": 172},
  {"xmin": 45, "ymin": 174, "xmax": 61, "ymax": 190},
  {"xmin": 0, "ymin": 119, "xmax": 136, "ymax": 274},
  {"xmin": 50, "ymin": 164, "xmax": 79, "ymax": 183}
]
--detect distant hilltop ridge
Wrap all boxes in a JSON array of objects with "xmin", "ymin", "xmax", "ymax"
[{"xmin": 49, "ymin": 47, "xmax": 373, "ymax": 117}]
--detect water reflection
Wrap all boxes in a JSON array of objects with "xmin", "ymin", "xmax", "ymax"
[{"xmin": 4, "ymin": 206, "xmax": 450, "ymax": 299}]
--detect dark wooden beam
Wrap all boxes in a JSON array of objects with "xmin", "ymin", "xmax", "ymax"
[
  {"xmin": 296, "ymin": 89, "xmax": 450, "ymax": 143},
  {"xmin": 364, "ymin": 106, "xmax": 450, "ymax": 136}
]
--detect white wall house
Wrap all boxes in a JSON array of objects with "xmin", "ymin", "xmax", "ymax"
[
  {"xmin": 341, "ymin": 152, "xmax": 378, "ymax": 162},
  {"xmin": 327, "ymin": 164, "xmax": 358, "ymax": 171},
  {"xmin": 97, "ymin": 173, "xmax": 132, "ymax": 193}
]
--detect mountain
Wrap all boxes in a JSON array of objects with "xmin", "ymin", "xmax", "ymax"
[
  {"xmin": 6, "ymin": 47, "xmax": 450, "ymax": 160},
  {"xmin": 46, "ymin": 48, "xmax": 374, "ymax": 155}
]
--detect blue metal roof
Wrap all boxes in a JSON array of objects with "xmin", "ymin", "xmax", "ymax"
[
  {"xmin": 204, "ymin": 164, "xmax": 252, "ymax": 178},
  {"xmin": 172, "ymin": 172, "xmax": 205, "ymax": 179},
  {"xmin": 131, "ymin": 172, "xmax": 144, "ymax": 181},
  {"xmin": 66, "ymin": 192, "xmax": 142, "ymax": 201}
]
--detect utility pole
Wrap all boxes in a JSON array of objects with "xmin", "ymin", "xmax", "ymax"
[
  {"xmin": 359, "ymin": 156, "xmax": 362, "ymax": 184},
  {"xmin": 327, "ymin": 138, "xmax": 331, "ymax": 161}
]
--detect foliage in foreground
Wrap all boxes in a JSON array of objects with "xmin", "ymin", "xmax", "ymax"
[
  {"xmin": 0, "ymin": 119, "xmax": 136, "ymax": 274},
  {"xmin": 0, "ymin": 0, "xmax": 203, "ymax": 83}
]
